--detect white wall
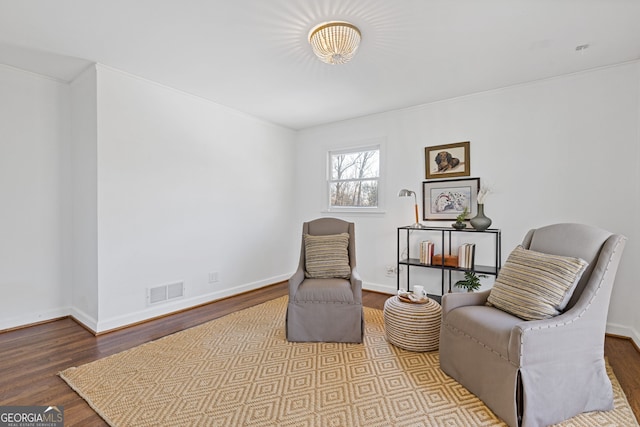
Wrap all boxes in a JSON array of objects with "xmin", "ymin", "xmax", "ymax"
[
  {"xmin": 0, "ymin": 65, "xmax": 71, "ymax": 329},
  {"xmin": 69, "ymin": 65, "xmax": 99, "ymax": 329},
  {"xmin": 295, "ymin": 61, "xmax": 640, "ymax": 346},
  {"xmin": 93, "ymin": 66, "xmax": 298, "ymax": 331},
  {"xmin": 0, "ymin": 64, "xmax": 298, "ymax": 333}
]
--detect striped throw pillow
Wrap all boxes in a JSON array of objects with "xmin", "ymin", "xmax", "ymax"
[
  {"xmin": 304, "ymin": 233, "xmax": 351, "ymax": 279},
  {"xmin": 487, "ymin": 245, "xmax": 588, "ymax": 320}
]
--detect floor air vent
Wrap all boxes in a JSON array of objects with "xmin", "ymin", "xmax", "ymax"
[{"xmin": 148, "ymin": 282, "xmax": 185, "ymax": 305}]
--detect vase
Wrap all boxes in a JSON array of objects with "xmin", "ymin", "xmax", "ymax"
[{"xmin": 470, "ymin": 203, "xmax": 492, "ymax": 231}]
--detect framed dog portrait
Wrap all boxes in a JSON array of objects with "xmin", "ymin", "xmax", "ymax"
[
  {"xmin": 425, "ymin": 141, "xmax": 470, "ymax": 180},
  {"xmin": 423, "ymin": 177, "xmax": 480, "ymax": 221}
]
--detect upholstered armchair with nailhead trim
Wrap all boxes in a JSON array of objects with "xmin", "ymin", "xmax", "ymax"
[{"xmin": 440, "ymin": 223, "xmax": 626, "ymax": 427}]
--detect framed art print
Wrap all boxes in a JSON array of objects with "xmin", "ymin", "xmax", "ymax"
[
  {"xmin": 423, "ymin": 177, "xmax": 480, "ymax": 220},
  {"xmin": 425, "ymin": 141, "xmax": 470, "ymax": 180}
]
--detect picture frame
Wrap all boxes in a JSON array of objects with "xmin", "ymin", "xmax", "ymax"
[
  {"xmin": 425, "ymin": 141, "xmax": 470, "ymax": 180},
  {"xmin": 423, "ymin": 177, "xmax": 480, "ymax": 221}
]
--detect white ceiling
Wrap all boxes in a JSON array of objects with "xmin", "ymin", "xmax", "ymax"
[{"xmin": 1, "ymin": 0, "xmax": 639, "ymax": 130}]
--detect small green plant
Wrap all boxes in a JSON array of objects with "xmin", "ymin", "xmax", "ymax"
[
  {"xmin": 454, "ymin": 271, "xmax": 487, "ymax": 292},
  {"xmin": 455, "ymin": 207, "xmax": 469, "ymax": 224}
]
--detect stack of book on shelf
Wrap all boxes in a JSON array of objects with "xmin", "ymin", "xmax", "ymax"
[
  {"xmin": 458, "ymin": 243, "xmax": 476, "ymax": 269},
  {"xmin": 419, "ymin": 241, "xmax": 435, "ymax": 264}
]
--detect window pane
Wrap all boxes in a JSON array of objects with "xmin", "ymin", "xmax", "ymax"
[
  {"xmin": 330, "ymin": 150, "xmax": 379, "ymax": 180},
  {"xmin": 330, "ymin": 180, "xmax": 378, "ymax": 207}
]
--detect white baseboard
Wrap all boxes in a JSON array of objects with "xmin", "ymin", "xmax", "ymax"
[
  {"xmin": 363, "ymin": 281, "xmax": 395, "ymax": 295},
  {"xmin": 69, "ymin": 306, "xmax": 98, "ymax": 332},
  {"xmin": 606, "ymin": 322, "xmax": 640, "ymax": 348},
  {"xmin": 94, "ymin": 274, "xmax": 291, "ymax": 333},
  {"xmin": 0, "ymin": 307, "xmax": 70, "ymax": 332}
]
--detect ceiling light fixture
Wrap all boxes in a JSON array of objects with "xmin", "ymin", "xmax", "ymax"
[{"xmin": 308, "ymin": 21, "xmax": 361, "ymax": 65}]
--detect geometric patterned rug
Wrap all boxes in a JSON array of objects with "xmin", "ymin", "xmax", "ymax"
[{"xmin": 59, "ymin": 296, "xmax": 638, "ymax": 427}]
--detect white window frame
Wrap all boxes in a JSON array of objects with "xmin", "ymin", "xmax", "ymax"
[{"xmin": 324, "ymin": 140, "xmax": 386, "ymax": 215}]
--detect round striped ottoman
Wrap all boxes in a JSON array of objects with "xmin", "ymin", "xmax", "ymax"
[{"xmin": 383, "ymin": 296, "xmax": 442, "ymax": 352}]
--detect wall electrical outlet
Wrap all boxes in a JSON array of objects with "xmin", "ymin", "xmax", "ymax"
[
  {"xmin": 385, "ymin": 265, "xmax": 398, "ymax": 277},
  {"xmin": 208, "ymin": 272, "xmax": 219, "ymax": 283}
]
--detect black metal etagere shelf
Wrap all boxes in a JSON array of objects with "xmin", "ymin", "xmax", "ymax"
[{"xmin": 397, "ymin": 226, "xmax": 502, "ymax": 302}]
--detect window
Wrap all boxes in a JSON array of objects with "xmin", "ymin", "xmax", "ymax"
[{"xmin": 328, "ymin": 146, "xmax": 380, "ymax": 209}]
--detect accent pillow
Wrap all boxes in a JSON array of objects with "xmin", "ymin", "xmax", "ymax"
[
  {"xmin": 304, "ymin": 233, "xmax": 351, "ymax": 279},
  {"xmin": 486, "ymin": 245, "xmax": 588, "ymax": 320}
]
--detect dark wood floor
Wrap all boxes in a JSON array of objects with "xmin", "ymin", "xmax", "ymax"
[{"xmin": 1, "ymin": 282, "xmax": 638, "ymax": 426}]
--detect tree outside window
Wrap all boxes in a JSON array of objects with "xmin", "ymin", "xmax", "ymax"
[{"xmin": 329, "ymin": 147, "xmax": 379, "ymax": 208}]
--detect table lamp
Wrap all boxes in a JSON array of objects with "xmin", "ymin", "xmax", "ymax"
[{"xmin": 398, "ymin": 189, "xmax": 426, "ymax": 228}]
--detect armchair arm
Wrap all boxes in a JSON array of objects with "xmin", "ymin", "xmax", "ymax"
[
  {"xmin": 510, "ymin": 234, "xmax": 626, "ymax": 365},
  {"xmin": 441, "ymin": 289, "xmax": 490, "ymax": 317},
  {"xmin": 509, "ymin": 300, "xmax": 608, "ymax": 367},
  {"xmin": 350, "ymin": 267, "xmax": 363, "ymax": 304},
  {"xmin": 288, "ymin": 267, "xmax": 305, "ymax": 300}
]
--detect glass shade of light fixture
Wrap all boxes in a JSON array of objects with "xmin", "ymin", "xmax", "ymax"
[
  {"xmin": 398, "ymin": 189, "xmax": 426, "ymax": 228},
  {"xmin": 308, "ymin": 21, "xmax": 361, "ymax": 65}
]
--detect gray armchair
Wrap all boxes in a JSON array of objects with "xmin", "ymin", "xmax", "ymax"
[
  {"xmin": 286, "ymin": 218, "xmax": 364, "ymax": 343},
  {"xmin": 439, "ymin": 223, "xmax": 626, "ymax": 427}
]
